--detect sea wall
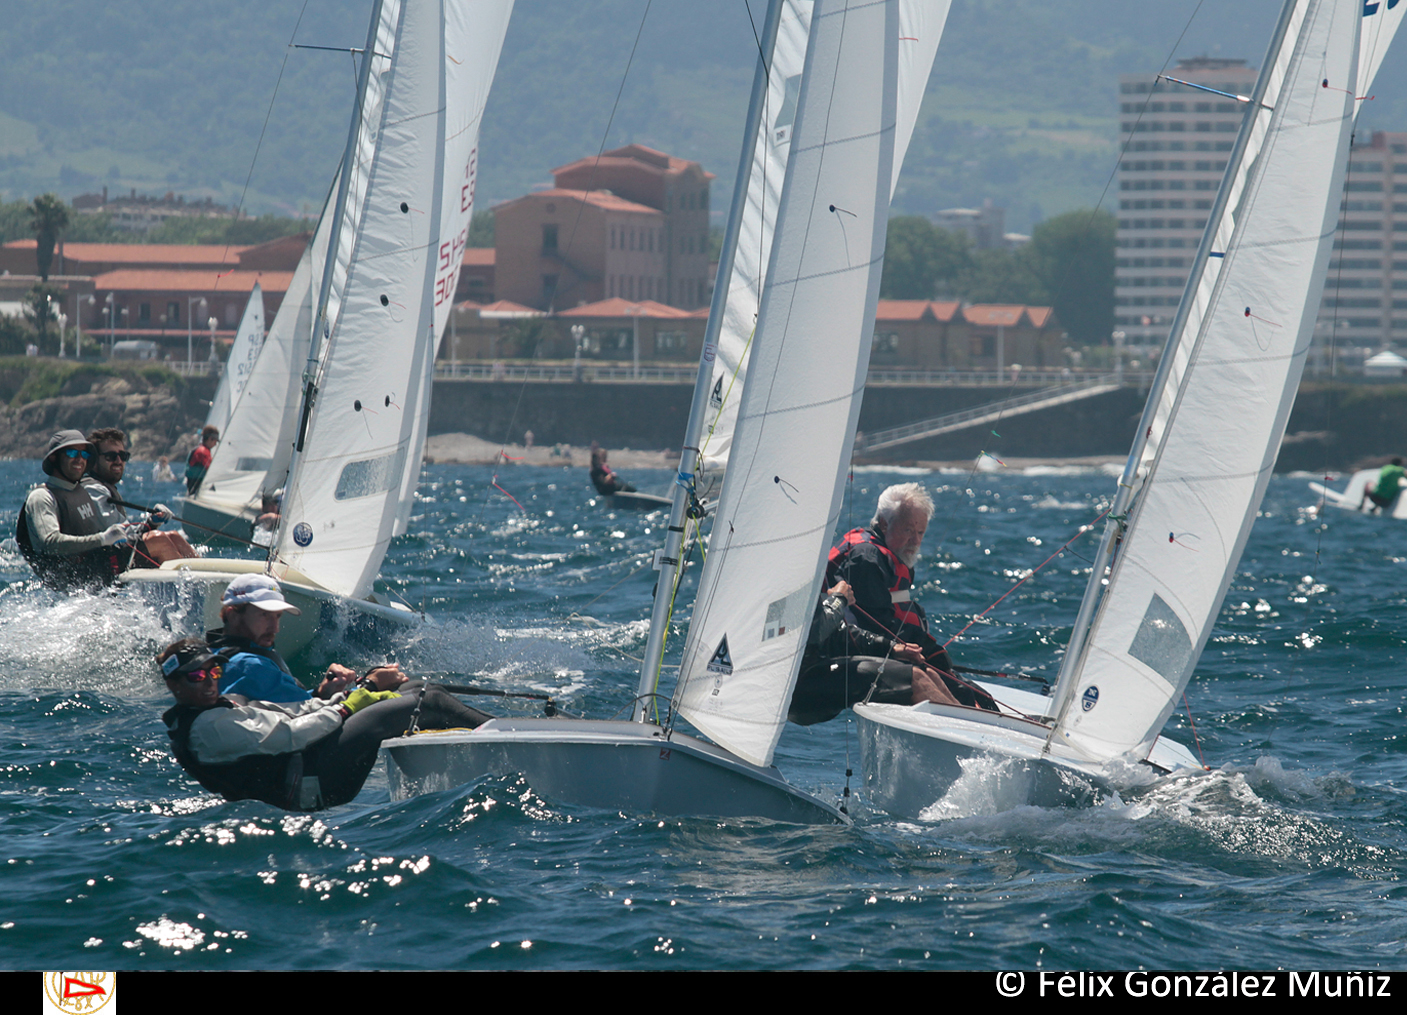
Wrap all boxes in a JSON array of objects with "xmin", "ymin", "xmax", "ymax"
[{"xmin": 428, "ymin": 377, "xmax": 1407, "ymax": 471}]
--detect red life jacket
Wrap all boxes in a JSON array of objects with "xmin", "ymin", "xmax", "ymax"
[{"xmin": 826, "ymin": 527, "xmax": 926, "ymax": 633}]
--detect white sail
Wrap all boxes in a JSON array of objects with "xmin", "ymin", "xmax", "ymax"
[
  {"xmin": 391, "ymin": 0, "xmax": 511, "ymax": 537},
  {"xmin": 700, "ymin": 0, "xmax": 948, "ymax": 474},
  {"xmin": 1051, "ymin": 0, "xmax": 1359, "ymax": 763},
  {"xmin": 1360, "ymin": 0, "xmax": 1406, "ymax": 96},
  {"xmin": 205, "ymin": 284, "xmax": 265, "ymax": 439},
  {"xmin": 199, "ymin": 214, "xmax": 331, "ymax": 510},
  {"xmin": 676, "ymin": 0, "xmax": 936, "ymax": 768},
  {"xmin": 273, "ymin": 0, "xmax": 512, "ymax": 597}
]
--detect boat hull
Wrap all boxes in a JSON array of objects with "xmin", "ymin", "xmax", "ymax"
[
  {"xmin": 854, "ymin": 682, "xmax": 1201, "ymax": 818},
  {"xmin": 176, "ymin": 495, "xmax": 260, "ymax": 545},
  {"xmin": 382, "ymin": 717, "xmax": 846, "ymax": 824},
  {"xmin": 1308, "ymin": 468, "xmax": 1407, "ymax": 519},
  {"xmin": 120, "ymin": 558, "xmax": 419, "ymax": 658}
]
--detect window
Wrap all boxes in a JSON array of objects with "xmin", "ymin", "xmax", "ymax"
[
  {"xmin": 542, "ymin": 224, "xmax": 558, "ymax": 254},
  {"xmin": 167, "ymin": 301, "xmax": 180, "ymax": 324},
  {"xmin": 138, "ymin": 303, "xmax": 151, "ymax": 324}
]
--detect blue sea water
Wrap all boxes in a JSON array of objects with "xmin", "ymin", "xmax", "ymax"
[{"xmin": 1, "ymin": 458, "xmax": 1405, "ymax": 970}]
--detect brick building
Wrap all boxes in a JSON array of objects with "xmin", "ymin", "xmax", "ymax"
[{"xmin": 493, "ymin": 144, "xmax": 715, "ymax": 311}]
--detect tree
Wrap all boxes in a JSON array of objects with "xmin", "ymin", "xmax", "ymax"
[
  {"xmin": 23, "ymin": 283, "xmax": 62, "ymax": 352},
  {"xmin": 880, "ymin": 217, "xmax": 972, "ymax": 299},
  {"xmin": 959, "ymin": 247, "xmax": 1047, "ymax": 306},
  {"xmin": 28, "ymin": 194, "xmax": 70, "ymax": 281},
  {"xmin": 1022, "ymin": 209, "xmax": 1115, "ymax": 345}
]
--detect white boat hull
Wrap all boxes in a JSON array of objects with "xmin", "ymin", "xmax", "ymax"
[
  {"xmin": 1308, "ymin": 468, "xmax": 1407, "ymax": 519},
  {"xmin": 382, "ymin": 717, "xmax": 846, "ymax": 824},
  {"xmin": 176, "ymin": 495, "xmax": 261, "ymax": 545},
  {"xmin": 855, "ymin": 681, "xmax": 1201, "ymax": 818},
  {"xmin": 120, "ymin": 557, "xmax": 419, "ymax": 658}
]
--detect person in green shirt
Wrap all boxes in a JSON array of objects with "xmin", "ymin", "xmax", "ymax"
[{"xmin": 1360, "ymin": 457, "xmax": 1406, "ymax": 513}]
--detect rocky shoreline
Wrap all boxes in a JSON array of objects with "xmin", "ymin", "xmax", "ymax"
[{"xmin": 0, "ymin": 359, "xmax": 215, "ymax": 462}]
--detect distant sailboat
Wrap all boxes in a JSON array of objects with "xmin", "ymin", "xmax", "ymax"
[
  {"xmin": 384, "ymin": 0, "xmax": 947, "ymax": 821},
  {"xmin": 178, "ymin": 204, "xmax": 334, "ymax": 544},
  {"xmin": 856, "ymin": 0, "xmax": 1389, "ymax": 817},
  {"xmin": 124, "ymin": 0, "xmax": 515, "ymax": 656}
]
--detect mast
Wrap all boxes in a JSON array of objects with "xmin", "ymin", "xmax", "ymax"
[
  {"xmin": 270, "ymin": 0, "xmax": 387, "ymax": 569},
  {"xmin": 632, "ymin": 0, "xmax": 786, "ymax": 722},
  {"xmin": 1046, "ymin": 0, "xmax": 1300, "ymax": 727},
  {"xmin": 1047, "ymin": 0, "xmax": 1359, "ymax": 760}
]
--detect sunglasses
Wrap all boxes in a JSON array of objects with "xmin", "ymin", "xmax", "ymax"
[
  {"xmin": 61, "ymin": 448, "xmax": 93, "ymax": 461},
  {"xmin": 178, "ymin": 664, "xmax": 222, "ymax": 684},
  {"xmin": 100, "ymin": 450, "xmax": 131, "ymax": 463}
]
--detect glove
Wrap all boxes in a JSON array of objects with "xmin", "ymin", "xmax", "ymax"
[
  {"xmin": 100, "ymin": 523, "xmax": 137, "ymax": 547},
  {"xmin": 146, "ymin": 503, "xmax": 173, "ymax": 527},
  {"xmin": 341, "ymin": 688, "xmax": 401, "ymax": 715}
]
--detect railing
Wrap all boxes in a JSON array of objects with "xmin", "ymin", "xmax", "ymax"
[
  {"xmin": 855, "ymin": 375, "xmax": 1125, "ymax": 452},
  {"xmin": 433, "ymin": 361, "xmax": 1159, "ymax": 387}
]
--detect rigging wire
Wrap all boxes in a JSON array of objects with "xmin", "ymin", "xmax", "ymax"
[{"xmin": 213, "ymin": 0, "xmax": 314, "ymax": 287}]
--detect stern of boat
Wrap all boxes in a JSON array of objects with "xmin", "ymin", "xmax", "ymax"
[{"xmin": 382, "ymin": 717, "xmax": 847, "ymax": 824}]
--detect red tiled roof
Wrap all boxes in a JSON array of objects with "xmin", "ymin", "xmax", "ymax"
[
  {"xmin": 875, "ymin": 300, "xmax": 934, "ymax": 321},
  {"xmin": 5, "ymin": 239, "xmax": 248, "ymax": 266},
  {"xmin": 1024, "ymin": 306, "xmax": 1055, "ymax": 328},
  {"xmin": 92, "ymin": 269, "xmax": 294, "ymax": 293},
  {"xmin": 552, "ymin": 144, "xmax": 715, "ymax": 181},
  {"xmin": 521, "ymin": 188, "xmax": 660, "ymax": 215},
  {"xmin": 556, "ymin": 297, "xmax": 692, "ymax": 319},
  {"xmin": 963, "ymin": 304, "xmax": 1028, "ymax": 327},
  {"xmin": 476, "ymin": 299, "xmax": 543, "ymax": 317}
]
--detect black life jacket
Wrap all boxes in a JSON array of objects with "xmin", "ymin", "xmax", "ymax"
[
  {"xmin": 15, "ymin": 483, "xmax": 124, "ymax": 590},
  {"xmin": 826, "ymin": 527, "xmax": 927, "ymax": 633},
  {"xmin": 163, "ymin": 700, "xmax": 307, "ymax": 810}
]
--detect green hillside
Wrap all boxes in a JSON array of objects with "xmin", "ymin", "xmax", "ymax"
[{"xmin": 3, "ymin": 0, "xmax": 1402, "ymax": 233}]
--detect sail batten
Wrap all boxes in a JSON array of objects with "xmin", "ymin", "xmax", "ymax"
[
  {"xmin": 675, "ymin": 0, "xmax": 912, "ymax": 768},
  {"xmin": 1051, "ymin": 0, "xmax": 1360, "ymax": 762},
  {"xmin": 272, "ymin": 0, "xmax": 512, "ymax": 598}
]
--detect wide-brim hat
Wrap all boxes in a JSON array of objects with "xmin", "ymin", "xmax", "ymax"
[
  {"xmin": 42, "ymin": 429, "xmax": 94, "ymax": 476},
  {"xmin": 221, "ymin": 573, "xmax": 302, "ymax": 614}
]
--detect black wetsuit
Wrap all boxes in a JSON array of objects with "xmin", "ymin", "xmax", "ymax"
[{"xmin": 164, "ymin": 683, "xmax": 493, "ymax": 811}]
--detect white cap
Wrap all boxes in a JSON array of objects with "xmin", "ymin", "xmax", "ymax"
[{"xmin": 221, "ymin": 573, "xmax": 302, "ymax": 614}]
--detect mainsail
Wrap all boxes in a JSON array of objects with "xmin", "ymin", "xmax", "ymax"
[
  {"xmin": 1050, "ymin": 0, "xmax": 1360, "ymax": 762},
  {"xmin": 699, "ymin": 0, "xmax": 948, "ymax": 474},
  {"xmin": 198, "ymin": 211, "xmax": 331, "ymax": 510},
  {"xmin": 676, "ymin": 0, "xmax": 941, "ymax": 768},
  {"xmin": 272, "ymin": 0, "xmax": 512, "ymax": 597},
  {"xmin": 204, "ymin": 284, "xmax": 265, "ymax": 441}
]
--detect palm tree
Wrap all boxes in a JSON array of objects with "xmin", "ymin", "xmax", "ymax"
[{"xmin": 29, "ymin": 193, "xmax": 70, "ymax": 281}]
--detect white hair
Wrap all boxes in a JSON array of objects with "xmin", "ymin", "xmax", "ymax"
[{"xmin": 872, "ymin": 482, "xmax": 934, "ymax": 528}]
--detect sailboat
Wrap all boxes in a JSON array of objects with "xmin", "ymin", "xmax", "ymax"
[
  {"xmin": 176, "ymin": 207, "xmax": 334, "ymax": 545},
  {"xmin": 855, "ymin": 0, "xmax": 1388, "ymax": 818},
  {"xmin": 122, "ymin": 0, "xmax": 515, "ymax": 657},
  {"xmin": 1308, "ymin": 464, "xmax": 1407, "ymax": 519},
  {"xmin": 383, "ymin": 0, "xmax": 947, "ymax": 822}
]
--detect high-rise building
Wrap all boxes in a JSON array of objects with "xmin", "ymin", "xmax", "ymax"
[
  {"xmin": 1114, "ymin": 57, "xmax": 1258, "ymax": 348},
  {"xmin": 1116, "ymin": 58, "xmax": 1407, "ymax": 369}
]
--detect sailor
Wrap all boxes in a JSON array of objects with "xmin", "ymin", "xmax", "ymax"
[
  {"xmin": 207, "ymin": 574, "xmax": 401, "ymax": 702},
  {"xmin": 825, "ymin": 482, "xmax": 995, "ymax": 711},
  {"xmin": 1360, "ymin": 457, "xmax": 1406, "ymax": 514},
  {"xmin": 16, "ymin": 430, "xmax": 134, "ymax": 590},
  {"xmin": 589, "ymin": 442, "xmax": 635, "ymax": 496},
  {"xmin": 185, "ymin": 425, "xmax": 219, "ymax": 496},
  {"xmin": 83, "ymin": 426, "xmax": 173, "ymax": 569},
  {"xmin": 158, "ymin": 637, "xmax": 493, "ymax": 811},
  {"xmin": 788, "ymin": 580, "xmax": 961, "ymax": 725}
]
